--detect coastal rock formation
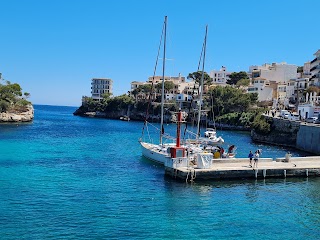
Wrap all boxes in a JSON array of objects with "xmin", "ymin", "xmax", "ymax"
[
  {"xmin": 0, "ymin": 105, "xmax": 34, "ymax": 122},
  {"xmin": 251, "ymin": 117, "xmax": 300, "ymax": 147},
  {"xmin": 73, "ymin": 106, "xmax": 172, "ymax": 122}
]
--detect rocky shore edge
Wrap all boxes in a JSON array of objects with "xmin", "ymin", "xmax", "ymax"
[{"xmin": 0, "ymin": 105, "xmax": 34, "ymax": 122}]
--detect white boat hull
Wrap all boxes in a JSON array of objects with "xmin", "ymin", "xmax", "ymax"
[{"xmin": 140, "ymin": 141, "xmax": 171, "ymax": 165}]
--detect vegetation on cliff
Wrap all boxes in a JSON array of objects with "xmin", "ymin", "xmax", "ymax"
[
  {"xmin": 207, "ymin": 85, "xmax": 258, "ymax": 117},
  {"xmin": 251, "ymin": 114, "xmax": 272, "ymax": 135},
  {"xmin": 76, "ymin": 78, "xmax": 263, "ymax": 129},
  {"xmin": 0, "ymin": 79, "xmax": 31, "ymax": 113},
  {"xmin": 76, "ymin": 94, "xmax": 134, "ymax": 114}
]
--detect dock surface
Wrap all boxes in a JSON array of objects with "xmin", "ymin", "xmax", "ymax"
[{"xmin": 165, "ymin": 156, "xmax": 320, "ymax": 181}]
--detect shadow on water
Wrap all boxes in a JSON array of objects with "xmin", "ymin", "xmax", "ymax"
[{"xmin": 163, "ymin": 174, "xmax": 316, "ymax": 190}]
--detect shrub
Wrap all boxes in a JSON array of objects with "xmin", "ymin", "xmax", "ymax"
[{"xmin": 252, "ymin": 114, "xmax": 271, "ymax": 135}]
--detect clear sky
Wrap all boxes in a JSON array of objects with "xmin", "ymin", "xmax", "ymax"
[{"xmin": 0, "ymin": 0, "xmax": 319, "ymax": 106}]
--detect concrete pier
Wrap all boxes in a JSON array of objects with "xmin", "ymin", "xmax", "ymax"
[{"xmin": 164, "ymin": 156, "xmax": 320, "ymax": 181}]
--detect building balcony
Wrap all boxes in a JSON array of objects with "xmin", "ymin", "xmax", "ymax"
[
  {"xmin": 311, "ymin": 57, "xmax": 319, "ymax": 64},
  {"xmin": 310, "ymin": 65, "xmax": 320, "ymax": 72}
]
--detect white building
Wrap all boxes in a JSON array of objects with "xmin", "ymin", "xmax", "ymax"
[
  {"xmin": 298, "ymin": 104, "xmax": 320, "ymax": 119},
  {"xmin": 131, "ymin": 81, "xmax": 147, "ymax": 92},
  {"xmin": 310, "ymin": 49, "xmax": 320, "ymax": 86},
  {"xmin": 209, "ymin": 66, "xmax": 231, "ymax": 86},
  {"xmin": 147, "ymin": 74, "xmax": 185, "ymax": 84},
  {"xmin": 301, "ymin": 61, "xmax": 312, "ymax": 78},
  {"xmin": 91, "ymin": 78, "xmax": 113, "ymax": 100},
  {"xmin": 130, "ymin": 74, "xmax": 197, "ymax": 102},
  {"xmin": 286, "ymin": 78, "xmax": 310, "ymax": 103},
  {"xmin": 249, "ymin": 62, "xmax": 297, "ymax": 83},
  {"xmin": 247, "ymin": 78, "xmax": 273, "ymax": 102}
]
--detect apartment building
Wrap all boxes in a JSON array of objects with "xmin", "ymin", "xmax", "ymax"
[
  {"xmin": 209, "ymin": 66, "xmax": 231, "ymax": 85},
  {"xmin": 310, "ymin": 49, "xmax": 320, "ymax": 86},
  {"xmin": 247, "ymin": 78, "xmax": 273, "ymax": 102},
  {"xmin": 249, "ymin": 62, "xmax": 297, "ymax": 83},
  {"xmin": 91, "ymin": 78, "xmax": 113, "ymax": 101},
  {"xmin": 130, "ymin": 74, "xmax": 189, "ymax": 101},
  {"xmin": 147, "ymin": 74, "xmax": 185, "ymax": 85}
]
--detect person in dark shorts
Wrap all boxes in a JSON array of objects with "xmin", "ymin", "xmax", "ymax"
[
  {"xmin": 253, "ymin": 150, "xmax": 259, "ymax": 168},
  {"xmin": 248, "ymin": 150, "xmax": 253, "ymax": 167}
]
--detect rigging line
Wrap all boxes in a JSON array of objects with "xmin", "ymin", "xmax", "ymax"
[
  {"xmin": 159, "ymin": 16, "xmax": 167, "ymax": 146},
  {"xmin": 141, "ymin": 18, "xmax": 165, "ymax": 138},
  {"xmin": 183, "ymin": 26, "xmax": 208, "ymax": 140},
  {"xmin": 197, "ymin": 25, "xmax": 208, "ymax": 138},
  {"xmin": 183, "ymin": 63, "xmax": 202, "ymax": 139},
  {"xmin": 197, "ymin": 36, "xmax": 206, "ymax": 71}
]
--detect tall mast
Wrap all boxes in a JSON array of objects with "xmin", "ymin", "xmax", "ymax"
[
  {"xmin": 197, "ymin": 25, "xmax": 208, "ymax": 139},
  {"xmin": 160, "ymin": 16, "xmax": 167, "ymax": 145}
]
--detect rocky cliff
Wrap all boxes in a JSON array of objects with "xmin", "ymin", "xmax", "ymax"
[
  {"xmin": 251, "ymin": 116, "xmax": 300, "ymax": 147},
  {"xmin": 0, "ymin": 105, "xmax": 34, "ymax": 122},
  {"xmin": 73, "ymin": 106, "xmax": 173, "ymax": 122}
]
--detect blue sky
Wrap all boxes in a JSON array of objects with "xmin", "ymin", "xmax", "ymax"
[{"xmin": 0, "ymin": 0, "xmax": 319, "ymax": 106}]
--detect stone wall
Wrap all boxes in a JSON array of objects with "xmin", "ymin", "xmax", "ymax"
[
  {"xmin": 0, "ymin": 105, "xmax": 34, "ymax": 122},
  {"xmin": 296, "ymin": 124, "xmax": 320, "ymax": 155}
]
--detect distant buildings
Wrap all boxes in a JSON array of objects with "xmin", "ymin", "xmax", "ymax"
[
  {"xmin": 310, "ymin": 50, "xmax": 320, "ymax": 86},
  {"xmin": 209, "ymin": 66, "xmax": 231, "ymax": 86},
  {"xmin": 83, "ymin": 50, "xmax": 320, "ymax": 116},
  {"xmin": 247, "ymin": 62, "xmax": 298, "ymax": 107},
  {"xmin": 91, "ymin": 78, "xmax": 113, "ymax": 101},
  {"xmin": 130, "ymin": 74, "xmax": 194, "ymax": 102},
  {"xmin": 249, "ymin": 62, "xmax": 297, "ymax": 83},
  {"xmin": 243, "ymin": 50, "xmax": 320, "ymax": 114}
]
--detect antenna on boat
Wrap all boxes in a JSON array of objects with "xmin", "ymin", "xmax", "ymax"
[
  {"xmin": 196, "ymin": 25, "xmax": 208, "ymax": 139},
  {"xmin": 160, "ymin": 16, "xmax": 167, "ymax": 146}
]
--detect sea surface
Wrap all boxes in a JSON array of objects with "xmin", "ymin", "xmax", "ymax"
[{"xmin": 0, "ymin": 105, "xmax": 319, "ymax": 239}]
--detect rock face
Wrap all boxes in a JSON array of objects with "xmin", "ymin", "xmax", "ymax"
[
  {"xmin": 0, "ymin": 105, "xmax": 34, "ymax": 122},
  {"xmin": 251, "ymin": 117, "xmax": 300, "ymax": 147},
  {"xmin": 73, "ymin": 107, "xmax": 172, "ymax": 122}
]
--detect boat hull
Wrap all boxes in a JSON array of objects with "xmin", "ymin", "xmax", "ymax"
[{"xmin": 140, "ymin": 142, "xmax": 170, "ymax": 165}]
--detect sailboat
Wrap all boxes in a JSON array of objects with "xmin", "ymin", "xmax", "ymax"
[
  {"xmin": 140, "ymin": 18, "xmax": 234, "ymax": 165},
  {"xmin": 139, "ymin": 16, "xmax": 174, "ymax": 164}
]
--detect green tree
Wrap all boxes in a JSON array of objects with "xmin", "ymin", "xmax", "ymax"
[
  {"xmin": 236, "ymin": 78, "xmax": 250, "ymax": 88},
  {"xmin": 24, "ymin": 92, "xmax": 30, "ymax": 99},
  {"xmin": 187, "ymin": 71, "xmax": 211, "ymax": 86},
  {"xmin": 106, "ymin": 94, "xmax": 134, "ymax": 111},
  {"xmin": 208, "ymin": 85, "xmax": 258, "ymax": 117},
  {"xmin": 0, "ymin": 80, "xmax": 30, "ymax": 112},
  {"xmin": 102, "ymin": 92, "xmax": 112, "ymax": 100},
  {"xmin": 155, "ymin": 81, "xmax": 175, "ymax": 93},
  {"xmin": 252, "ymin": 114, "xmax": 271, "ymax": 135},
  {"xmin": 131, "ymin": 88, "xmax": 140, "ymax": 101},
  {"xmin": 140, "ymin": 84, "xmax": 152, "ymax": 93},
  {"xmin": 226, "ymin": 71, "xmax": 249, "ymax": 85},
  {"xmin": 164, "ymin": 81, "xmax": 175, "ymax": 92}
]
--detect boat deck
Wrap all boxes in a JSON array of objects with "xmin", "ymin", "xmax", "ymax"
[{"xmin": 164, "ymin": 156, "xmax": 320, "ymax": 181}]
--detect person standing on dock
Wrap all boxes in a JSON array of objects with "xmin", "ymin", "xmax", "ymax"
[
  {"xmin": 248, "ymin": 151, "xmax": 253, "ymax": 167},
  {"xmin": 253, "ymin": 150, "xmax": 259, "ymax": 169}
]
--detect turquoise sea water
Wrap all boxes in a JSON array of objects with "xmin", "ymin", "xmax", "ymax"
[{"xmin": 0, "ymin": 105, "xmax": 320, "ymax": 239}]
